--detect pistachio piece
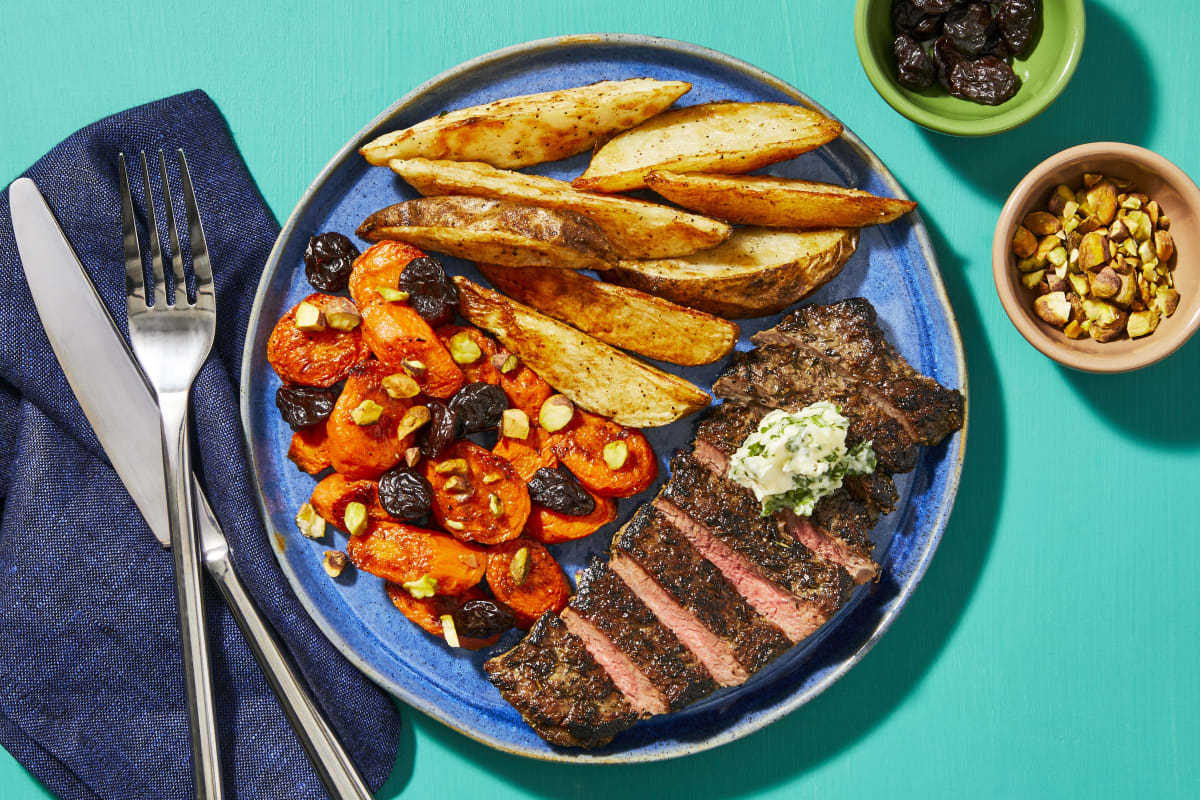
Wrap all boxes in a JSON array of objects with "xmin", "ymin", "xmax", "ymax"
[
  {"xmin": 1083, "ymin": 173, "xmax": 1103, "ymax": 189},
  {"xmin": 1127, "ymin": 309, "xmax": 1161, "ymax": 338},
  {"xmin": 324, "ymin": 297, "xmax": 361, "ymax": 331},
  {"xmin": 500, "ymin": 408, "xmax": 530, "ymax": 439},
  {"xmin": 350, "ymin": 399, "xmax": 383, "ymax": 425},
  {"xmin": 295, "ymin": 503, "xmax": 326, "ymax": 540},
  {"xmin": 434, "ymin": 457, "xmax": 469, "ymax": 475},
  {"xmin": 1023, "ymin": 211, "xmax": 1061, "ymax": 237},
  {"xmin": 444, "ymin": 475, "xmax": 472, "ymax": 496},
  {"xmin": 1087, "ymin": 181, "xmax": 1119, "ymax": 225},
  {"xmin": 1020, "ymin": 269, "xmax": 1046, "ymax": 291},
  {"xmin": 402, "ymin": 574, "xmax": 437, "ymax": 598},
  {"xmin": 404, "ymin": 446, "xmax": 422, "ymax": 468},
  {"xmin": 539, "ymin": 394, "xmax": 575, "ymax": 432},
  {"xmin": 377, "ymin": 287, "xmax": 410, "ymax": 302},
  {"xmin": 1063, "ymin": 320, "xmax": 1086, "ymax": 339},
  {"xmin": 491, "ymin": 353, "xmax": 519, "ymax": 374},
  {"xmin": 1078, "ymin": 231, "xmax": 1110, "ymax": 271},
  {"xmin": 1089, "ymin": 267, "xmax": 1121, "ymax": 299},
  {"xmin": 322, "ymin": 550, "xmax": 348, "ymax": 578},
  {"xmin": 401, "ymin": 358, "xmax": 427, "ymax": 378},
  {"xmin": 1155, "ymin": 287, "xmax": 1180, "ymax": 318},
  {"xmin": 1108, "ymin": 218, "xmax": 1129, "ymax": 243},
  {"xmin": 1113, "ymin": 271, "xmax": 1137, "ymax": 308},
  {"xmin": 396, "ymin": 405, "xmax": 431, "ymax": 440},
  {"xmin": 444, "ymin": 520, "xmax": 466, "ymax": 531},
  {"xmin": 488, "ymin": 493, "xmax": 504, "ymax": 517},
  {"xmin": 1045, "ymin": 271, "xmax": 1068, "ymax": 294},
  {"xmin": 1016, "ymin": 257, "xmax": 1041, "ymax": 274},
  {"xmin": 1011, "ymin": 226, "xmax": 1037, "ymax": 259},
  {"xmin": 1159, "ymin": 215, "xmax": 1171, "ymax": 230},
  {"xmin": 1048, "ymin": 184, "xmax": 1075, "ymax": 216},
  {"xmin": 1034, "ymin": 292, "xmax": 1071, "ymax": 328},
  {"xmin": 1067, "ymin": 273, "xmax": 1090, "ymax": 297},
  {"xmin": 448, "ymin": 331, "xmax": 482, "ymax": 364},
  {"xmin": 1077, "ymin": 216, "xmax": 1102, "ymax": 235},
  {"xmin": 510, "ymin": 546, "xmax": 531, "ymax": 586},
  {"xmin": 382, "ymin": 371, "xmax": 420, "ymax": 399},
  {"xmin": 1046, "ymin": 247, "xmax": 1068, "ymax": 269},
  {"xmin": 603, "ymin": 440, "xmax": 629, "ymax": 470},
  {"xmin": 481, "ymin": 472, "xmax": 503, "ymax": 485},
  {"xmin": 1154, "ymin": 229, "xmax": 1174, "ymax": 262},
  {"xmin": 344, "ymin": 501, "xmax": 368, "ymax": 537},
  {"xmin": 440, "ymin": 614, "xmax": 461, "ymax": 648},
  {"xmin": 1145, "ymin": 200, "xmax": 1160, "ymax": 226},
  {"xmin": 294, "ymin": 301, "xmax": 325, "ymax": 332},
  {"xmin": 1083, "ymin": 299, "xmax": 1128, "ymax": 342},
  {"xmin": 1033, "ymin": 235, "xmax": 1060, "ymax": 266}
]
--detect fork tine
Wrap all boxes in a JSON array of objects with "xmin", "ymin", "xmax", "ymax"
[
  {"xmin": 139, "ymin": 152, "xmax": 169, "ymax": 308},
  {"xmin": 158, "ymin": 150, "xmax": 188, "ymax": 305},
  {"xmin": 118, "ymin": 154, "xmax": 148, "ymax": 312},
  {"xmin": 177, "ymin": 150, "xmax": 214, "ymax": 310}
]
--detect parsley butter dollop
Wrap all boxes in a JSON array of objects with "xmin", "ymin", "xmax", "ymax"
[{"xmin": 728, "ymin": 402, "xmax": 876, "ymax": 517}]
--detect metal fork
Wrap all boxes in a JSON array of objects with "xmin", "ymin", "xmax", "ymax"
[{"xmin": 120, "ymin": 149, "xmax": 223, "ymax": 800}]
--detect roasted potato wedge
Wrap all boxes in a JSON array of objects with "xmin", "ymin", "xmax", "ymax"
[
  {"xmin": 357, "ymin": 196, "xmax": 617, "ymax": 271},
  {"xmin": 389, "ymin": 158, "xmax": 730, "ymax": 259},
  {"xmin": 606, "ymin": 228, "xmax": 858, "ymax": 318},
  {"xmin": 645, "ymin": 172, "xmax": 917, "ymax": 228},
  {"xmin": 574, "ymin": 102, "xmax": 843, "ymax": 193},
  {"xmin": 477, "ymin": 263, "xmax": 738, "ymax": 366},
  {"xmin": 455, "ymin": 278, "xmax": 710, "ymax": 427},
  {"xmin": 359, "ymin": 78, "xmax": 691, "ymax": 168}
]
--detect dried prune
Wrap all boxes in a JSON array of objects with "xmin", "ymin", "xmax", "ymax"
[
  {"xmin": 452, "ymin": 599, "xmax": 516, "ymax": 640},
  {"xmin": 398, "ymin": 256, "xmax": 458, "ymax": 328},
  {"xmin": 911, "ymin": 0, "xmax": 956, "ymax": 12},
  {"xmin": 419, "ymin": 400, "xmax": 458, "ymax": 459},
  {"xmin": 948, "ymin": 56, "xmax": 1019, "ymax": 105},
  {"xmin": 944, "ymin": 3, "xmax": 999, "ymax": 57},
  {"xmin": 378, "ymin": 466, "xmax": 433, "ymax": 522},
  {"xmin": 526, "ymin": 466, "xmax": 596, "ymax": 517},
  {"xmin": 892, "ymin": 0, "xmax": 943, "ymax": 40},
  {"xmin": 894, "ymin": 34, "xmax": 936, "ymax": 90},
  {"xmin": 448, "ymin": 382, "xmax": 507, "ymax": 435},
  {"xmin": 275, "ymin": 385, "xmax": 337, "ymax": 430},
  {"xmin": 932, "ymin": 35, "xmax": 967, "ymax": 90},
  {"xmin": 304, "ymin": 232, "xmax": 359, "ymax": 292},
  {"xmin": 997, "ymin": 0, "xmax": 1038, "ymax": 56}
]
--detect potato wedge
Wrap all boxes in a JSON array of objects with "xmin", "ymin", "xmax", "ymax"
[
  {"xmin": 455, "ymin": 278, "xmax": 710, "ymax": 427},
  {"xmin": 574, "ymin": 102, "xmax": 843, "ymax": 193},
  {"xmin": 477, "ymin": 263, "xmax": 738, "ymax": 366},
  {"xmin": 389, "ymin": 158, "xmax": 730, "ymax": 259},
  {"xmin": 359, "ymin": 78, "xmax": 691, "ymax": 169},
  {"xmin": 357, "ymin": 196, "xmax": 617, "ymax": 271},
  {"xmin": 645, "ymin": 171, "xmax": 917, "ymax": 228},
  {"xmin": 606, "ymin": 228, "xmax": 858, "ymax": 318}
]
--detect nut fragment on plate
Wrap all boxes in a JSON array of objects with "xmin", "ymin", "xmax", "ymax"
[{"xmin": 1013, "ymin": 173, "xmax": 1179, "ymax": 342}]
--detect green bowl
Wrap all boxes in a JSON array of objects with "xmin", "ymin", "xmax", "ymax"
[{"xmin": 854, "ymin": 0, "xmax": 1085, "ymax": 136}]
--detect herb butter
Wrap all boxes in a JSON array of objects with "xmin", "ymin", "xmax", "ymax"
[{"xmin": 728, "ymin": 402, "xmax": 876, "ymax": 517}]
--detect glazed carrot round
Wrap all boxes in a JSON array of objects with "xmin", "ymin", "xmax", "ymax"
[
  {"xmin": 547, "ymin": 410, "xmax": 657, "ymax": 498},
  {"xmin": 361, "ymin": 302, "xmax": 464, "ymax": 399},
  {"xmin": 424, "ymin": 440, "xmax": 530, "ymax": 545},
  {"xmin": 267, "ymin": 293, "xmax": 371, "ymax": 387},
  {"xmin": 435, "ymin": 324, "xmax": 502, "ymax": 385},
  {"xmin": 498, "ymin": 359, "xmax": 553, "ymax": 419},
  {"xmin": 349, "ymin": 240, "xmax": 428, "ymax": 308},
  {"xmin": 287, "ymin": 426, "xmax": 331, "ymax": 475},
  {"xmin": 524, "ymin": 490, "xmax": 617, "ymax": 544},
  {"xmin": 325, "ymin": 361, "xmax": 418, "ymax": 480},
  {"xmin": 492, "ymin": 431, "xmax": 556, "ymax": 483},
  {"xmin": 384, "ymin": 584, "xmax": 501, "ymax": 650},
  {"xmin": 485, "ymin": 538, "xmax": 570, "ymax": 629},
  {"xmin": 348, "ymin": 521, "xmax": 486, "ymax": 595},
  {"xmin": 309, "ymin": 472, "xmax": 388, "ymax": 529}
]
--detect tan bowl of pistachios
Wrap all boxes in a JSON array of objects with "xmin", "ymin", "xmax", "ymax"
[{"xmin": 993, "ymin": 142, "xmax": 1200, "ymax": 373}]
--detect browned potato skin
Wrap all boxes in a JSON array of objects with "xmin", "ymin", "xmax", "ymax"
[
  {"xmin": 477, "ymin": 263, "xmax": 738, "ymax": 366},
  {"xmin": 357, "ymin": 196, "xmax": 618, "ymax": 271},
  {"xmin": 644, "ymin": 171, "xmax": 917, "ymax": 228},
  {"xmin": 267, "ymin": 293, "xmax": 371, "ymax": 387}
]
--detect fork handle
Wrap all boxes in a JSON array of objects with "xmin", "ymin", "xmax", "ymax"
[
  {"xmin": 159, "ymin": 391, "xmax": 225, "ymax": 800},
  {"xmin": 204, "ymin": 547, "xmax": 375, "ymax": 800}
]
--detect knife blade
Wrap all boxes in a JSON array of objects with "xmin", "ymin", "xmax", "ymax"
[{"xmin": 9, "ymin": 176, "xmax": 373, "ymax": 800}]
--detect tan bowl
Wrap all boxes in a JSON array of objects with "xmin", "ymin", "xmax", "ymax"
[{"xmin": 993, "ymin": 142, "xmax": 1200, "ymax": 373}]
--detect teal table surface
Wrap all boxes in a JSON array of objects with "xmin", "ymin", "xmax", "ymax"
[{"xmin": 2, "ymin": 1, "xmax": 1198, "ymax": 797}]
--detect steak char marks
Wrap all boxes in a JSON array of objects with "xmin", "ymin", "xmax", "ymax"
[{"xmin": 485, "ymin": 298, "xmax": 964, "ymax": 750}]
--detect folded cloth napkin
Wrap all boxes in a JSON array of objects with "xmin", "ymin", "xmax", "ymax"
[{"xmin": 0, "ymin": 90, "xmax": 402, "ymax": 799}]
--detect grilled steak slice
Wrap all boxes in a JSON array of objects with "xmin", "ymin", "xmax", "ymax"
[
  {"xmin": 570, "ymin": 558, "xmax": 718, "ymax": 711},
  {"xmin": 484, "ymin": 612, "xmax": 636, "ymax": 749},
  {"xmin": 655, "ymin": 453, "xmax": 852, "ymax": 640},
  {"xmin": 712, "ymin": 344, "xmax": 918, "ymax": 474},
  {"xmin": 561, "ymin": 608, "xmax": 668, "ymax": 717},
  {"xmin": 765, "ymin": 298, "xmax": 964, "ymax": 446},
  {"xmin": 614, "ymin": 506, "xmax": 792, "ymax": 676}
]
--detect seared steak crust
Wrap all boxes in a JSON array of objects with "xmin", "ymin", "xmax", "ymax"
[
  {"xmin": 712, "ymin": 344, "xmax": 917, "ymax": 474},
  {"xmin": 770, "ymin": 298, "xmax": 964, "ymax": 446},
  {"xmin": 484, "ymin": 612, "xmax": 636, "ymax": 749},
  {"xmin": 615, "ymin": 506, "xmax": 792, "ymax": 674},
  {"xmin": 660, "ymin": 453, "xmax": 852, "ymax": 618},
  {"xmin": 571, "ymin": 558, "xmax": 718, "ymax": 711}
]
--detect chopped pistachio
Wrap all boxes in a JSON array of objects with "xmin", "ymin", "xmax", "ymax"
[
  {"xmin": 1120, "ymin": 195, "xmax": 1142, "ymax": 210},
  {"xmin": 1034, "ymin": 292, "xmax": 1071, "ymax": 328},
  {"xmin": 448, "ymin": 331, "xmax": 483, "ymax": 364},
  {"xmin": 488, "ymin": 493, "xmax": 504, "ymax": 517},
  {"xmin": 1087, "ymin": 181, "xmax": 1118, "ymax": 225},
  {"xmin": 377, "ymin": 287, "xmax": 410, "ymax": 302},
  {"xmin": 396, "ymin": 405, "xmax": 431, "ymax": 440},
  {"xmin": 492, "ymin": 353, "xmax": 520, "ymax": 374},
  {"xmin": 1048, "ymin": 184, "xmax": 1075, "ymax": 215},
  {"xmin": 1068, "ymin": 273, "xmax": 1090, "ymax": 297},
  {"xmin": 350, "ymin": 399, "xmax": 383, "ymax": 425},
  {"xmin": 444, "ymin": 519, "xmax": 466, "ymax": 531},
  {"xmin": 481, "ymin": 472, "xmax": 503, "ymax": 485},
  {"xmin": 434, "ymin": 458, "xmax": 469, "ymax": 475},
  {"xmin": 1159, "ymin": 214, "xmax": 1171, "ymax": 230},
  {"xmin": 295, "ymin": 503, "xmax": 326, "ymax": 540},
  {"xmin": 1064, "ymin": 320, "xmax": 1086, "ymax": 339},
  {"xmin": 1155, "ymin": 287, "xmax": 1180, "ymax": 317},
  {"xmin": 1090, "ymin": 268, "xmax": 1121, "ymax": 299},
  {"xmin": 1034, "ymin": 235, "xmax": 1060, "ymax": 266},
  {"xmin": 401, "ymin": 358, "xmax": 427, "ymax": 378},
  {"xmin": 344, "ymin": 502, "xmax": 368, "ymax": 537},
  {"xmin": 1145, "ymin": 200, "xmax": 1160, "ymax": 225},
  {"xmin": 402, "ymin": 574, "xmax": 438, "ymax": 598},
  {"xmin": 539, "ymin": 395, "xmax": 575, "ymax": 432},
  {"xmin": 324, "ymin": 297, "xmax": 361, "ymax": 331},
  {"xmin": 1083, "ymin": 173, "xmax": 1103, "ymax": 189},
  {"xmin": 500, "ymin": 408, "xmax": 530, "ymax": 439},
  {"xmin": 440, "ymin": 614, "xmax": 461, "ymax": 648},
  {"xmin": 382, "ymin": 371, "xmax": 420, "ymax": 399},
  {"xmin": 322, "ymin": 550, "xmax": 348, "ymax": 578},
  {"xmin": 510, "ymin": 547, "xmax": 531, "ymax": 586},
  {"xmin": 1020, "ymin": 269, "xmax": 1046, "ymax": 290},
  {"xmin": 603, "ymin": 440, "xmax": 629, "ymax": 470},
  {"xmin": 1127, "ymin": 309, "xmax": 1160, "ymax": 338},
  {"xmin": 444, "ymin": 475, "xmax": 472, "ymax": 496},
  {"xmin": 1154, "ymin": 229, "xmax": 1174, "ymax": 262},
  {"xmin": 293, "ymin": 301, "xmax": 325, "ymax": 332},
  {"xmin": 1023, "ymin": 212, "xmax": 1061, "ymax": 236},
  {"xmin": 404, "ymin": 446, "xmax": 422, "ymax": 468},
  {"xmin": 1017, "ymin": 257, "xmax": 1041, "ymax": 273},
  {"xmin": 1046, "ymin": 246, "xmax": 1068, "ymax": 268}
]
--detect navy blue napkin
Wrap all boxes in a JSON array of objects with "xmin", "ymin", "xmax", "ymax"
[{"xmin": 0, "ymin": 90, "xmax": 402, "ymax": 799}]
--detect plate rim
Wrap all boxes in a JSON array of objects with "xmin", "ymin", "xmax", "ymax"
[{"xmin": 239, "ymin": 32, "xmax": 970, "ymax": 764}]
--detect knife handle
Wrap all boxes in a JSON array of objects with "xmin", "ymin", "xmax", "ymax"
[{"xmin": 201, "ymin": 536, "xmax": 374, "ymax": 800}]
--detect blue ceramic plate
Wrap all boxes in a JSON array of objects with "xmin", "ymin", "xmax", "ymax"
[{"xmin": 241, "ymin": 34, "xmax": 967, "ymax": 763}]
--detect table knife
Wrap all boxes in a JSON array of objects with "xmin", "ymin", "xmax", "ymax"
[{"xmin": 9, "ymin": 177, "xmax": 374, "ymax": 800}]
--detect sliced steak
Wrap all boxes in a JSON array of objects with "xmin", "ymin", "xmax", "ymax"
[
  {"xmin": 561, "ymin": 608, "xmax": 668, "ymax": 718},
  {"xmin": 484, "ymin": 612, "xmax": 636, "ymax": 749},
  {"xmin": 614, "ymin": 506, "xmax": 792, "ymax": 677},
  {"xmin": 767, "ymin": 297, "xmax": 964, "ymax": 446},
  {"xmin": 782, "ymin": 509, "xmax": 878, "ymax": 584},
  {"xmin": 570, "ymin": 558, "xmax": 718, "ymax": 711},
  {"xmin": 712, "ymin": 344, "xmax": 918, "ymax": 474}
]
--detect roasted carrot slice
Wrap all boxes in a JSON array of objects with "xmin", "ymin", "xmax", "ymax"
[
  {"xmin": 325, "ymin": 361, "xmax": 419, "ymax": 479},
  {"xmin": 309, "ymin": 473, "xmax": 389, "ymax": 529},
  {"xmin": 524, "ymin": 490, "xmax": 617, "ymax": 544},
  {"xmin": 424, "ymin": 440, "xmax": 530, "ymax": 545},
  {"xmin": 267, "ymin": 293, "xmax": 371, "ymax": 387},
  {"xmin": 491, "ymin": 431, "xmax": 556, "ymax": 482},
  {"xmin": 348, "ymin": 521, "xmax": 485, "ymax": 595},
  {"xmin": 485, "ymin": 538, "xmax": 570, "ymax": 628},
  {"xmin": 349, "ymin": 241, "xmax": 428, "ymax": 308},
  {"xmin": 385, "ymin": 584, "xmax": 501, "ymax": 649},
  {"xmin": 361, "ymin": 302, "xmax": 464, "ymax": 399},
  {"xmin": 287, "ymin": 426, "xmax": 331, "ymax": 474},
  {"xmin": 435, "ymin": 324, "xmax": 550, "ymax": 416},
  {"xmin": 435, "ymin": 324, "xmax": 501, "ymax": 384},
  {"xmin": 547, "ymin": 410, "xmax": 657, "ymax": 497},
  {"xmin": 497, "ymin": 358, "xmax": 553, "ymax": 419}
]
